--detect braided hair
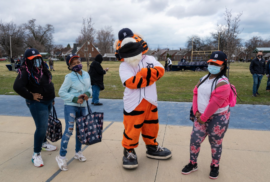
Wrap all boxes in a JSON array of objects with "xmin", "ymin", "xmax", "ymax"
[
  {"xmin": 18, "ymin": 57, "xmax": 52, "ymax": 84},
  {"xmin": 197, "ymin": 61, "xmax": 228, "ymax": 92}
]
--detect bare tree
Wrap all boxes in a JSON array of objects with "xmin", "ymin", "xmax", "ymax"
[
  {"xmin": 220, "ymin": 9, "xmax": 242, "ymax": 77},
  {"xmin": 76, "ymin": 17, "xmax": 95, "ymax": 44},
  {"xmin": 244, "ymin": 36, "xmax": 270, "ymax": 60},
  {"xmin": 0, "ymin": 21, "xmax": 25, "ymax": 59},
  {"xmin": 24, "ymin": 19, "xmax": 54, "ymax": 52},
  {"xmin": 186, "ymin": 36, "xmax": 206, "ymax": 51},
  {"xmin": 96, "ymin": 26, "xmax": 115, "ymax": 55}
]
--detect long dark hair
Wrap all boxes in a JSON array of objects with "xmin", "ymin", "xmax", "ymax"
[
  {"xmin": 18, "ymin": 58, "xmax": 52, "ymax": 84},
  {"xmin": 198, "ymin": 61, "xmax": 228, "ymax": 92}
]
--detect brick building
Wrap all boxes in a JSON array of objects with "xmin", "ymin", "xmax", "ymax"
[{"xmin": 76, "ymin": 41, "xmax": 100, "ymax": 61}]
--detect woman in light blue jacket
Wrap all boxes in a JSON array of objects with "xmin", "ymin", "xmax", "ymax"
[{"xmin": 56, "ymin": 54, "xmax": 92, "ymax": 171}]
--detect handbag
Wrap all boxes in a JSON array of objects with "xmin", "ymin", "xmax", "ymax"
[
  {"xmin": 76, "ymin": 101, "xmax": 104, "ymax": 145},
  {"xmin": 190, "ymin": 106, "xmax": 195, "ymax": 122},
  {"xmin": 46, "ymin": 106, "xmax": 62, "ymax": 142}
]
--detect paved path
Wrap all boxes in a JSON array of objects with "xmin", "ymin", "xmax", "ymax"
[
  {"xmin": 0, "ymin": 95, "xmax": 269, "ymax": 130},
  {"xmin": 0, "ymin": 95, "xmax": 270, "ymax": 181}
]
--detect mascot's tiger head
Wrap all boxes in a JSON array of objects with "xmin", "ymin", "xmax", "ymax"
[{"xmin": 114, "ymin": 28, "xmax": 148, "ymax": 67}]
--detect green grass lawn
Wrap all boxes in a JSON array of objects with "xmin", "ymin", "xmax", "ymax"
[{"xmin": 1, "ymin": 60, "xmax": 269, "ymax": 105}]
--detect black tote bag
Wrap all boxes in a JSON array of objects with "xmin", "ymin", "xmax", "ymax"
[
  {"xmin": 46, "ymin": 106, "xmax": 62, "ymax": 142},
  {"xmin": 76, "ymin": 101, "xmax": 104, "ymax": 145}
]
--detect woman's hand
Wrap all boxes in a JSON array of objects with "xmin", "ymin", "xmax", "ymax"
[
  {"xmin": 77, "ymin": 98, "xmax": 84, "ymax": 104},
  {"xmin": 197, "ymin": 117, "xmax": 205, "ymax": 124},
  {"xmin": 32, "ymin": 93, "xmax": 43, "ymax": 102},
  {"xmin": 195, "ymin": 111, "xmax": 201, "ymax": 119}
]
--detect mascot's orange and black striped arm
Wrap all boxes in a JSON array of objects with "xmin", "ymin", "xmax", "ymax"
[{"xmin": 124, "ymin": 66, "xmax": 165, "ymax": 89}]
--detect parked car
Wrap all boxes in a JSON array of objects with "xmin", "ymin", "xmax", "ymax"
[{"xmin": 0, "ymin": 57, "xmax": 7, "ymax": 61}]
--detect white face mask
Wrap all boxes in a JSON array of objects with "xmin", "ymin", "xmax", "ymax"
[{"xmin": 125, "ymin": 53, "xmax": 142, "ymax": 67}]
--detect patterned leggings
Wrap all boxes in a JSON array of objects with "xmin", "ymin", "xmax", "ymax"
[{"xmin": 190, "ymin": 110, "xmax": 230, "ymax": 165}]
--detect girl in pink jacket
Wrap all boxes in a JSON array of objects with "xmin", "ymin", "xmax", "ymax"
[{"xmin": 182, "ymin": 51, "xmax": 231, "ymax": 180}]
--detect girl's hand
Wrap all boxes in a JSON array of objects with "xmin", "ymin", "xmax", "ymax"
[
  {"xmin": 32, "ymin": 93, "xmax": 43, "ymax": 102},
  {"xmin": 77, "ymin": 98, "xmax": 84, "ymax": 104},
  {"xmin": 83, "ymin": 94, "xmax": 89, "ymax": 101}
]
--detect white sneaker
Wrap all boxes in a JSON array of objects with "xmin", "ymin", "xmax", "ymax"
[
  {"xmin": 42, "ymin": 141, "xmax": 57, "ymax": 151},
  {"xmin": 32, "ymin": 153, "xmax": 44, "ymax": 167},
  {"xmin": 56, "ymin": 155, "xmax": 68, "ymax": 171},
  {"xmin": 74, "ymin": 151, "xmax": 87, "ymax": 162}
]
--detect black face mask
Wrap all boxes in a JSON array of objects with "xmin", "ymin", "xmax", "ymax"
[{"xmin": 258, "ymin": 55, "xmax": 262, "ymax": 59}]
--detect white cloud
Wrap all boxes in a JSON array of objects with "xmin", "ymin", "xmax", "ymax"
[{"xmin": 0, "ymin": 0, "xmax": 269, "ymax": 50}]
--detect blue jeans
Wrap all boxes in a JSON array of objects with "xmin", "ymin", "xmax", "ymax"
[
  {"xmin": 60, "ymin": 105, "xmax": 86, "ymax": 157},
  {"xmin": 266, "ymin": 76, "xmax": 270, "ymax": 90},
  {"xmin": 92, "ymin": 85, "xmax": 100, "ymax": 104},
  {"xmin": 26, "ymin": 99, "xmax": 53, "ymax": 153},
  {"xmin": 253, "ymin": 74, "xmax": 263, "ymax": 95}
]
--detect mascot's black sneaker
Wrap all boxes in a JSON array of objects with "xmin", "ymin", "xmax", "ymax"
[
  {"xmin": 122, "ymin": 148, "xmax": 138, "ymax": 169},
  {"xmin": 181, "ymin": 162, "xmax": 198, "ymax": 175},
  {"xmin": 209, "ymin": 164, "xmax": 219, "ymax": 179},
  {"xmin": 146, "ymin": 145, "xmax": 172, "ymax": 160}
]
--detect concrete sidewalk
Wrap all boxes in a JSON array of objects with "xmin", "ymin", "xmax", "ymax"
[{"xmin": 0, "ymin": 115, "xmax": 269, "ymax": 182}]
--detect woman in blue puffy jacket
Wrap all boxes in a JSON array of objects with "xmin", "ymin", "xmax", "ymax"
[{"xmin": 56, "ymin": 54, "xmax": 92, "ymax": 171}]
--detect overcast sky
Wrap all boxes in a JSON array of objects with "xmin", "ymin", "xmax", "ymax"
[{"xmin": 1, "ymin": 0, "xmax": 270, "ymax": 49}]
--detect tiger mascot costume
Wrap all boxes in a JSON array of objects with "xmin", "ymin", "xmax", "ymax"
[{"xmin": 115, "ymin": 28, "xmax": 172, "ymax": 169}]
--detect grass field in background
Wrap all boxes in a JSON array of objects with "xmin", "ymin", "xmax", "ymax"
[{"xmin": 1, "ymin": 60, "xmax": 270, "ymax": 105}]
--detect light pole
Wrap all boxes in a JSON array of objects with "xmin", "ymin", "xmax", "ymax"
[
  {"xmin": 191, "ymin": 37, "xmax": 194, "ymax": 62},
  {"xmin": 10, "ymin": 34, "xmax": 12, "ymax": 59}
]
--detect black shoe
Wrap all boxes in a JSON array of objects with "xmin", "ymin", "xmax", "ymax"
[
  {"xmin": 91, "ymin": 102, "xmax": 94, "ymax": 105},
  {"xmin": 252, "ymin": 94, "xmax": 257, "ymax": 97},
  {"xmin": 122, "ymin": 148, "xmax": 138, "ymax": 169},
  {"xmin": 181, "ymin": 162, "xmax": 198, "ymax": 175},
  {"xmin": 256, "ymin": 92, "xmax": 260, "ymax": 96},
  {"xmin": 93, "ymin": 103, "xmax": 103, "ymax": 106},
  {"xmin": 209, "ymin": 164, "xmax": 219, "ymax": 179},
  {"xmin": 146, "ymin": 145, "xmax": 172, "ymax": 160}
]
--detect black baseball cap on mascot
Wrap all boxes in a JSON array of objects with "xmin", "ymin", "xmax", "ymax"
[
  {"xmin": 118, "ymin": 28, "xmax": 144, "ymax": 58},
  {"xmin": 118, "ymin": 28, "xmax": 134, "ymax": 41},
  {"xmin": 24, "ymin": 48, "xmax": 42, "ymax": 61},
  {"xmin": 66, "ymin": 54, "xmax": 80, "ymax": 66}
]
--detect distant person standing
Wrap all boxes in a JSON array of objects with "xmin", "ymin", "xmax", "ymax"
[
  {"xmin": 167, "ymin": 57, "xmax": 172, "ymax": 71},
  {"xmin": 181, "ymin": 56, "xmax": 186, "ymax": 63},
  {"xmin": 89, "ymin": 54, "xmax": 108, "ymax": 106},
  {"xmin": 266, "ymin": 60, "xmax": 270, "ymax": 92},
  {"xmin": 49, "ymin": 57, "xmax": 55, "ymax": 71},
  {"xmin": 10, "ymin": 57, "xmax": 15, "ymax": 71},
  {"xmin": 250, "ymin": 51, "xmax": 266, "ymax": 97}
]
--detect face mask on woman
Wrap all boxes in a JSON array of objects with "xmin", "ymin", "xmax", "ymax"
[
  {"xmin": 72, "ymin": 64, "xmax": 82, "ymax": 72},
  {"xmin": 33, "ymin": 58, "xmax": 42, "ymax": 68},
  {"xmin": 208, "ymin": 65, "xmax": 221, "ymax": 75}
]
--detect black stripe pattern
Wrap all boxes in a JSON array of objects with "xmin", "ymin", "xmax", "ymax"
[
  {"xmin": 151, "ymin": 108, "xmax": 158, "ymax": 112},
  {"xmin": 153, "ymin": 68, "xmax": 159, "ymax": 78},
  {"xmin": 123, "ymin": 130, "xmax": 132, "ymax": 140},
  {"xmin": 142, "ymin": 134, "xmax": 155, "ymax": 139},
  {"xmin": 132, "ymin": 76, "xmax": 136, "ymax": 83},
  {"xmin": 144, "ymin": 119, "xmax": 159, "ymax": 124},
  {"xmin": 130, "ymin": 142, "xmax": 139, "ymax": 146},
  {"xmin": 146, "ymin": 68, "xmax": 151, "ymax": 86},
  {"xmin": 124, "ymin": 110, "xmax": 144, "ymax": 116},
  {"xmin": 137, "ymin": 77, "xmax": 143, "ymax": 88},
  {"xmin": 134, "ymin": 123, "xmax": 144, "ymax": 129}
]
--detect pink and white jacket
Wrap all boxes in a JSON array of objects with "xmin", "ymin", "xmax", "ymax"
[{"xmin": 193, "ymin": 84, "xmax": 230, "ymax": 122}]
